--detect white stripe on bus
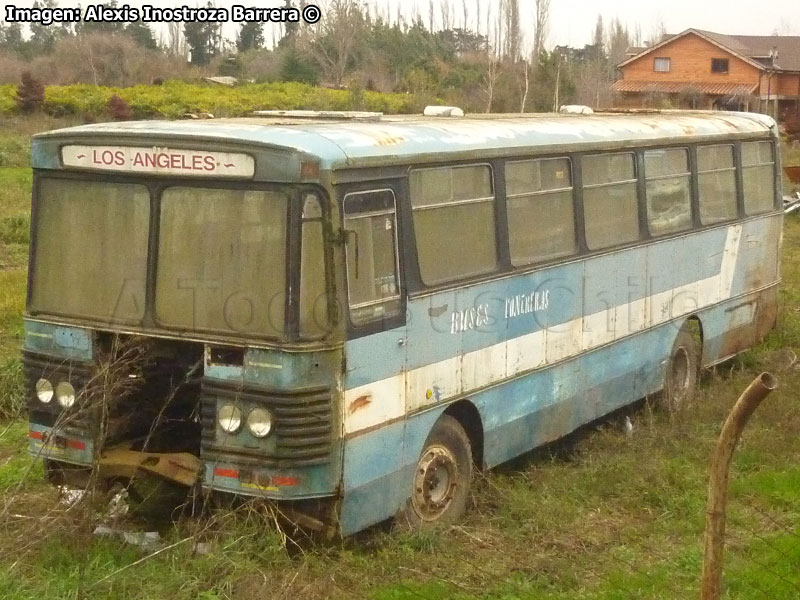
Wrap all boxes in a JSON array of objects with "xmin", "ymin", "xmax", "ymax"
[{"xmin": 343, "ymin": 224, "xmax": 743, "ymax": 435}]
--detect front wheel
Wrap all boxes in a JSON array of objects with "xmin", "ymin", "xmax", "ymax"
[
  {"xmin": 662, "ymin": 324, "xmax": 700, "ymax": 412},
  {"xmin": 397, "ymin": 415, "xmax": 472, "ymax": 528}
]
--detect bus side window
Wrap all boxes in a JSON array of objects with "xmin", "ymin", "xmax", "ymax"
[
  {"xmin": 505, "ymin": 157, "xmax": 577, "ymax": 266},
  {"xmin": 644, "ymin": 147, "xmax": 692, "ymax": 236},
  {"xmin": 343, "ymin": 189, "xmax": 402, "ymax": 326},
  {"xmin": 409, "ymin": 164, "xmax": 497, "ymax": 285},
  {"xmin": 697, "ymin": 144, "xmax": 738, "ymax": 225},
  {"xmin": 742, "ymin": 141, "xmax": 776, "ymax": 215},
  {"xmin": 582, "ymin": 152, "xmax": 639, "ymax": 250}
]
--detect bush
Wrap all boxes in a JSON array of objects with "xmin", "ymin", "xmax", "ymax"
[
  {"xmin": 107, "ymin": 94, "xmax": 132, "ymax": 120},
  {"xmin": 4, "ymin": 80, "xmax": 418, "ymax": 120},
  {"xmin": 0, "ymin": 358, "xmax": 24, "ymax": 420},
  {"xmin": 15, "ymin": 72, "xmax": 45, "ymax": 113},
  {"xmin": 0, "ymin": 215, "xmax": 30, "ymax": 245}
]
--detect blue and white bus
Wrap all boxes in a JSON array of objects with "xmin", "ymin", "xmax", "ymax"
[{"xmin": 24, "ymin": 110, "xmax": 781, "ymax": 535}]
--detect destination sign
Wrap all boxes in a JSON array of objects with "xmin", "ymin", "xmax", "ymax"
[{"xmin": 61, "ymin": 145, "xmax": 255, "ymax": 178}]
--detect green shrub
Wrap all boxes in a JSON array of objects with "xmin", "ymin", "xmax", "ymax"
[
  {"xmin": 0, "ymin": 215, "xmax": 30, "ymax": 245},
  {"xmin": 0, "ymin": 80, "xmax": 417, "ymax": 119},
  {"xmin": 0, "ymin": 358, "xmax": 24, "ymax": 420}
]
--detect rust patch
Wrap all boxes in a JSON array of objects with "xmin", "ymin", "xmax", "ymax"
[
  {"xmin": 428, "ymin": 304, "xmax": 448, "ymax": 317},
  {"xmin": 348, "ymin": 394, "xmax": 372, "ymax": 414},
  {"xmin": 755, "ymin": 289, "xmax": 779, "ymax": 341},
  {"xmin": 719, "ymin": 324, "xmax": 756, "ymax": 360},
  {"xmin": 785, "ymin": 165, "xmax": 800, "ymax": 185}
]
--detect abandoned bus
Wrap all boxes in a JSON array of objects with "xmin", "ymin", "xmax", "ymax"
[{"xmin": 24, "ymin": 110, "xmax": 782, "ymax": 535}]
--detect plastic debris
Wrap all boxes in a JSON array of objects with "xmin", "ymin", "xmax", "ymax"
[
  {"xmin": 624, "ymin": 416, "xmax": 634, "ymax": 436},
  {"xmin": 58, "ymin": 486, "xmax": 86, "ymax": 507},
  {"xmin": 93, "ymin": 524, "xmax": 163, "ymax": 550}
]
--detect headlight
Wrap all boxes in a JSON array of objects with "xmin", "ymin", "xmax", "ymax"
[
  {"xmin": 246, "ymin": 408, "xmax": 273, "ymax": 438},
  {"xmin": 56, "ymin": 381, "xmax": 76, "ymax": 408},
  {"xmin": 36, "ymin": 378, "xmax": 53, "ymax": 404},
  {"xmin": 218, "ymin": 404, "xmax": 243, "ymax": 434}
]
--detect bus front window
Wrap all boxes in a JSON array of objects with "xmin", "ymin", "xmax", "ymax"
[
  {"xmin": 30, "ymin": 180, "xmax": 331, "ymax": 340},
  {"xmin": 30, "ymin": 179, "xmax": 150, "ymax": 323},
  {"xmin": 156, "ymin": 186, "xmax": 289, "ymax": 337}
]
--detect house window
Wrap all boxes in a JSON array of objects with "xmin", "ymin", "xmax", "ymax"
[
  {"xmin": 653, "ymin": 57, "xmax": 671, "ymax": 72},
  {"xmin": 711, "ymin": 58, "xmax": 729, "ymax": 74}
]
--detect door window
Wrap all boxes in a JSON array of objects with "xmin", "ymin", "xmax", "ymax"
[{"xmin": 343, "ymin": 189, "xmax": 402, "ymax": 326}]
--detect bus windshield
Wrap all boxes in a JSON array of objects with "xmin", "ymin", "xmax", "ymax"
[{"xmin": 30, "ymin": 178, "xmax": 324, "ymax": 339}]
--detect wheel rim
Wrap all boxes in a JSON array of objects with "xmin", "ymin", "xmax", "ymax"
[
  {"xmin": 411, "ymin": 444, "xmax": 459, "ymax": 521},
  {"xmin": 670, "ymin": 346, "xmax": 691, "ymax": 402}
]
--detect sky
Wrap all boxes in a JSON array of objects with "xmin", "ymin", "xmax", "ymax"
[{"xmin": 4, "ymin": 0, "xmax": 799, "ymax": 50}]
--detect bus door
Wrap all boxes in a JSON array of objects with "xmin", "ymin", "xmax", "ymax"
[{"xmin": 341, "ymin": 186, "xmax": 407, "ymax": 434}]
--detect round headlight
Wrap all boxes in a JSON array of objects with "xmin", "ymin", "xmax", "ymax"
[
  {"xmin": 56, "ymin": 381, "xmax": 76, "ymax": 408},
  {"xmin": 218, "ymin": 404, "xmax": 243, "ymax": 434},
  {"xmin": 36, "ymin": 378, "xmax": 53, "ymax": 404},
  {"xmin": 246, "ymin": 408, "xmax": 273, "ymax": 438}
]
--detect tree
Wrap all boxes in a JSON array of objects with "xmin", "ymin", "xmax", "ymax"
[
  {"xmin": 607, "ymin": 18, "xmax": 632, "ymax": 67},
  {"xmin": 649, "ymin": 16, "xmax": 667, "ymax": 46},
  {"xmin": 308, "ymin": 0, "xmax": 367, "ymax": 86},
  {"xmin": 28, "ymin": 0, "xmax": 72, "ymax": 57},
  {"xmin": 279, "ymin": 46, "xmax": 320, "ymax": 84},
  {"xmin": 79, "ymin": 0, "xmax": 124, "ymax": 35},
  {"xmin": 592, "ymin": 15, "xmax": 604, "ymax": 52},
  {"xmin": 16, "ymin": 71, "xmax": 45, "ymax": 113},
  {"xmin": 481, "ymin": 57, "xmax": 499, "ymax": 112},
  {"xmin": 184, "ymin": 3, "xmax": 221, "ymax": 65},
  {"xmin": 0, "ymin": 22, "xmax": 25, "ymax": 54},
  {"xmin": 237, "ymin": 22, "xmax": 264, "ymax": 52},
  {"xmin": 125, "ymin": 21, "xmax": 158, "ymax": 50},
  {"xmin": 502, "ymin": 0, "xmax": 520, "ymax": 60},
  {"xmin": 279, "ymin": 0, "xmax": 300, "ymax": 48},
  {"xmin": 166, "ymin": 21, "xmax": 187, "ymax": 57},
  {"xmin": 533, "ymin": 0, "xmax": 550, "ymax": 59}
]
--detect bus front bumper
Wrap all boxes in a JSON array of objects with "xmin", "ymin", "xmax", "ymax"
[
  {"xmin": 29, "ymin": 423, "xmax": 94, "ymax": 466},
  {"xmin": 203, "ymin": 460, "xmax": 338, "ymax": 500}
]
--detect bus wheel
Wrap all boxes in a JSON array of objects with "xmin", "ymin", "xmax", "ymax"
[
  {"xmin": 399, "ymin": 415, "xmax": 472, "ymax": 528},
  {"xmin": 663, "ymin": 324, "xmax": 700, "ymax": 412}
]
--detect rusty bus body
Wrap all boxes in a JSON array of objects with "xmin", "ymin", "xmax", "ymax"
[{"xmin": 24, "ymin": 111, "xmax": 782, "ymax": 534}]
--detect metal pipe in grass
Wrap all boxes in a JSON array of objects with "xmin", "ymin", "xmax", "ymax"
[{"xmin": 700, "ymin": 372, "xmax": 777, "ymax": 600}]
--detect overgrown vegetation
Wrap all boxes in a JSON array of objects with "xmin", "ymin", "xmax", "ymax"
[{"xmin": 0, "ymin": 80, "xmax": 419, "ymax": 119}]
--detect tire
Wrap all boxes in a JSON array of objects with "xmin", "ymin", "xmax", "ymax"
[
  {"xmin": 397, "ymin": 415, "xmax": 473, "ymax": 529},
  {"xmin": 662, "ymin": 323, "xmax": 700, "ymax": 412}
]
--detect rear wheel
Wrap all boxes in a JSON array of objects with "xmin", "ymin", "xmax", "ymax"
[
  {"xmin": 662, "ymin": 324, "xmax": 700, "ymax": 412},
  {"xmin": 398, "ymin": 415, "xmax": 472, "ymax": 528}
]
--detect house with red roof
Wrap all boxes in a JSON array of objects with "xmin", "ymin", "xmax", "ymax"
[{"xmin": 612, "ymin": 29, "xmax": 800, "ymax": 118}]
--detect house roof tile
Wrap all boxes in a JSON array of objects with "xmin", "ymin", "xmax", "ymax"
[
  {"xmin": 611, "ymin": 80, "xmax": 758, "ymax": 96},
  {"xmin": 619, "ymin": 29, "xmax": 800, "ymax": 72}
]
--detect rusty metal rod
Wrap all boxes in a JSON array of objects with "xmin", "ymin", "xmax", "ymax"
[{"xmin": 700, "ymin": 372, "xmax": 777, "ymax": 600}]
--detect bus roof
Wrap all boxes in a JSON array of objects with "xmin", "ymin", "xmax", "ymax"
[{"xmin": 33, "ymin": 111, "xmax": 777, "ymax": 170}]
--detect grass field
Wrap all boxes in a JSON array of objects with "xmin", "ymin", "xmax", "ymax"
[{"xmin": 0, "ymin": 117, "xmax": 798, "ymax": 599}]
